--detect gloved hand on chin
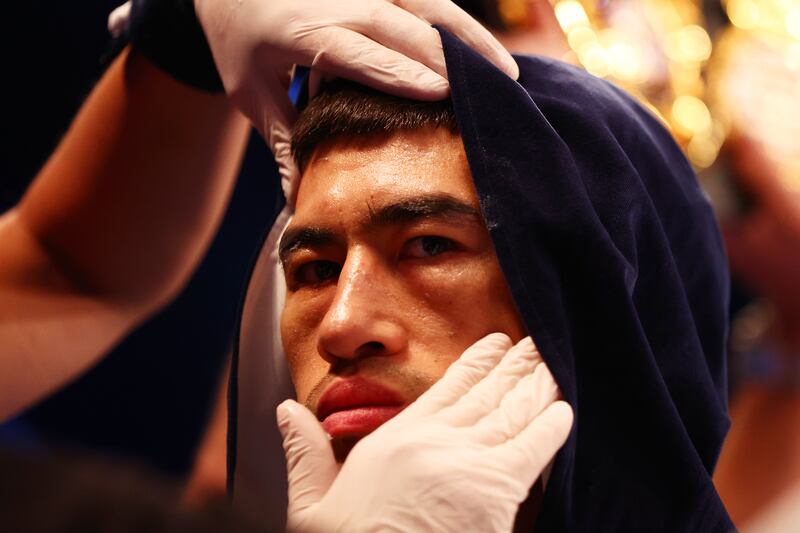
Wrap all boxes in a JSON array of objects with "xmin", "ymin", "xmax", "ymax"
[{"xmin": 278, "ymin": 333, "xmax": 573, "ymax": 533}]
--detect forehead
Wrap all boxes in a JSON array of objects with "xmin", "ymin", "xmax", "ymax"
[{"xmin": 293, "ymin": 128, "xmax": 475, "ymax": 223}]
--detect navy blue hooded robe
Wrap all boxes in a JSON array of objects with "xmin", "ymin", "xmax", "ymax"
[{"xmin": 228, "ymin": 29, "xmax": 734, "ymax": 532}]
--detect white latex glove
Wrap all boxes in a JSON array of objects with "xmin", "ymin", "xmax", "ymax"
[
  {"xmin": 192, "ymin": 0, "xmax": 520, "ymax": 200},
  {"xmin": 277, "ymin": 334, "xmax": 573, "ymax": 533}
]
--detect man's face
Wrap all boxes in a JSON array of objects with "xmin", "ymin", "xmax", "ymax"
[{"xmin": 280, "ymin": 127, "xmax": 526, "ymax": 457}]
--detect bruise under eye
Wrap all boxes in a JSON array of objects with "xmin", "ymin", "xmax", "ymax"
[{"xmin": 294, "ymin": 260, "xmax": 341, "ymax": 285}]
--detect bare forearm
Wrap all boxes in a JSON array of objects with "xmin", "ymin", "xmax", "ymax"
[
  {"xmin": 18, "ymin": 47, "xmax": 249, "ymax": 311},
  {"xmin": 0, "ymin": 48, "xmax": 249, "ymax": 420}
]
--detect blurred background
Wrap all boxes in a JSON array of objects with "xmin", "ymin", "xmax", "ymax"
[{"xmin": 2, "ymin": 1, "xmax": 799, "ymax": 530}]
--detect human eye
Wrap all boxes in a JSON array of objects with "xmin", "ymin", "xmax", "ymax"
[
  {"xmin": 401, "ymin": 236, "xmax": 455, "ymax": 259},
  {"xmin": 293, "ymin": 260, "xmax": 341, "ymax": 286}
]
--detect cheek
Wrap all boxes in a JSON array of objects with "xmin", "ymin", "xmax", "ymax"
[
  {"xmin": 409, "ymin": 256, "xmax": 522, "ymax": 334},
  {"xmin": 402, "ymin": 256, "xmax": 527, "ymax": 373},
  {"xmin": 281, "ymin": 292, "xmax": 331, "ymax": 403}
]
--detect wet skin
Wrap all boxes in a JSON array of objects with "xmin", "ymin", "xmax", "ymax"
[{"xmin": 279, "ymin": 127, "xmax": 527, "ymax": 459}]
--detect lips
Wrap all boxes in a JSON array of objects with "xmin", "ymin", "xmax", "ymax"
[{"xmin": 317, "ymin": 378, "xmax": 406, "ymax": 438}]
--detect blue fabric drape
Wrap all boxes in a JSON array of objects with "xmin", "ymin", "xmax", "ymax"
[{"xmin": 440, "ymin": 28, "xmax": 732, "ymax": 532}]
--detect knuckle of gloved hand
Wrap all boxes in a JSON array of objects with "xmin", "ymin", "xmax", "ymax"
[
  {"xmin": 501, "ymin": 407, "xmax": 526, "ymax": 434},
  {"xmin": 501, "ymin": 355, "xmax": 536, "ymax": 379},
  {"xmin": 475, "ymin": 390, "xmax": 501, "ymax": 413},
  {"xmin": 289, "ymin": 20, "xmax": 330, "ymax": 54},
  {"xmin": 452, "ymin": 355, "xmax": 482, "ymax": 374},
  {"xmin": 367, "ymin": 3, "xmax": 394, "ymax": 32},
  {"xmin": 309, "ymin": 45, "xmax": 340, "ymax": 73},
  {"xmin": 269, "ymin": 1, "xmax": 303, "ymax": 28},
  {"xmin": 513, "ymin": 343, "xmax": 540, "ymax": 364},
  {"xmin": 460, "ymin": 353, "xmax": 498, "ymax": 376},
  {"xmin": 497, "ymin": 369, "xmax": 525, "ymax": 392},
  {"xmin": 320, "ymin": 23, "xmax": 363, "ymax": 59}
]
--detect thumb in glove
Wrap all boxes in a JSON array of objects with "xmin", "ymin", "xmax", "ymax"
[{"xmin": 277, "ymin": 399, "xmax": 338, "ymax": 525}]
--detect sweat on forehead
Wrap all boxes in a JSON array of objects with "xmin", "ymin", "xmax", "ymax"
[{"xmin": 290, "ymin": 79, "xmax": 459, "ymax": 175}]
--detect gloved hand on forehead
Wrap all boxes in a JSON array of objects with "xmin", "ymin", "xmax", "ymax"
[
  {"xmin": 193, "ymin": 0, "xmax": 518, "ymax": 197},
  {"xmin": 111, "ymin": 0, "xmax": 517, "ymax": 200},
  {"xmin": 278, "ymin": 334, "xmax": 573, "ymax": 533}
]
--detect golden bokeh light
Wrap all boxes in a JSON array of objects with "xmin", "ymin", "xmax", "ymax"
[
  {"xmin": 580, "ymin": 43, "xmax": 611, "ymax": 77},
  {"xmin": 567, "ymin": 26, "xmax": 598, "ymax": 52},
  {"xmin": 787, "ymin": 7, "xmax": 800, "ymax": 40},
  {"xmin": 554, "ymin": 1, "xmax": 591, "ymax": 33},
  {"xmin": 548, "ymin": 0, "xmax": 799, "ymax": 171},
  {"xmin": 665, "ymin": 25, "xmax": 712, "ymax": 62},
  {"xmin": 672, "ymin": 95, "xmax": 712, "ymax": 135},
  {"xmin": 727, "ymin": 0, "xmax": 761, "ymax": 30}
]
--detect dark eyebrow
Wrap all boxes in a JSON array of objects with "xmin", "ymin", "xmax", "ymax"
[
  {"xmin": 279, "ymin": 227, "xmax": 338, "ymax": 265},
  {"xmin": 279, "ymin": 194, "xmax": 483, "ymax": 265},
  {"xmin": 368, "ymin": 194, "xmax": 482, "ymax": 228}
]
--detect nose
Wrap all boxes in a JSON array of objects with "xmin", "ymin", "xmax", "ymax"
[{"xmin": 317, "ymin": 250, "xmax": 407, "ymax": 364}]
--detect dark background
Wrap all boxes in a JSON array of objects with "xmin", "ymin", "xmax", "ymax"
[{"xmin": 1, "ymin": 1, "xmax": 281, "ymax": 477}]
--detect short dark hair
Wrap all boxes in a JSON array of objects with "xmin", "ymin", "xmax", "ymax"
[{"xmin": 291, "ymin": 79, "xmax": 458, "ymax": 174}]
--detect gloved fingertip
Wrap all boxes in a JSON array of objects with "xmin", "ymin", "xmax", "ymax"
[
  {"xmin": 504, "ymin": 336, "xmax": 540, "ymax": 366},
  {"xmin": 482, "ymin": 331, "xmax": 513, "ymax": 346},
  {"xmin": 535, "ymin": 401, "xmax": 575, "ymax": 447},
  {"xmin": 503, "ymin": 55, "xmax": 520, "ymax": 80},
  {"xmin": 277, "ymin": 398, "xmax": 301, "ymax": 416},
  {"xmin": 465, "ymin": 333, "xmax": 513, "ymax": 355},
  {"xmin": 514, "ymin": 336, "xmax": 536, "ymax": 351},
  {"xmin": 276, "ymin": 399, "xmax": 302, "ymax": 438},
  {"xmin": 552, "ymin": 400, "xmax": 575, "ymax": 428},
  {"xmin": 414, "ymin": 71, "xmax": 450, "ymax": 100},
  {"xmin": 453, "ymin": 332, "xmax": 512, "ymax": 365},
  {"xmin": 474, "ymin": 33, "xmax": 519, "ymax": 79}
]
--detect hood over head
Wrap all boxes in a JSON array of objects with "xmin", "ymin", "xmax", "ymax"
[{"xmin": 228, "ymin": 29, "xmax": 733, "ymax": 532}]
